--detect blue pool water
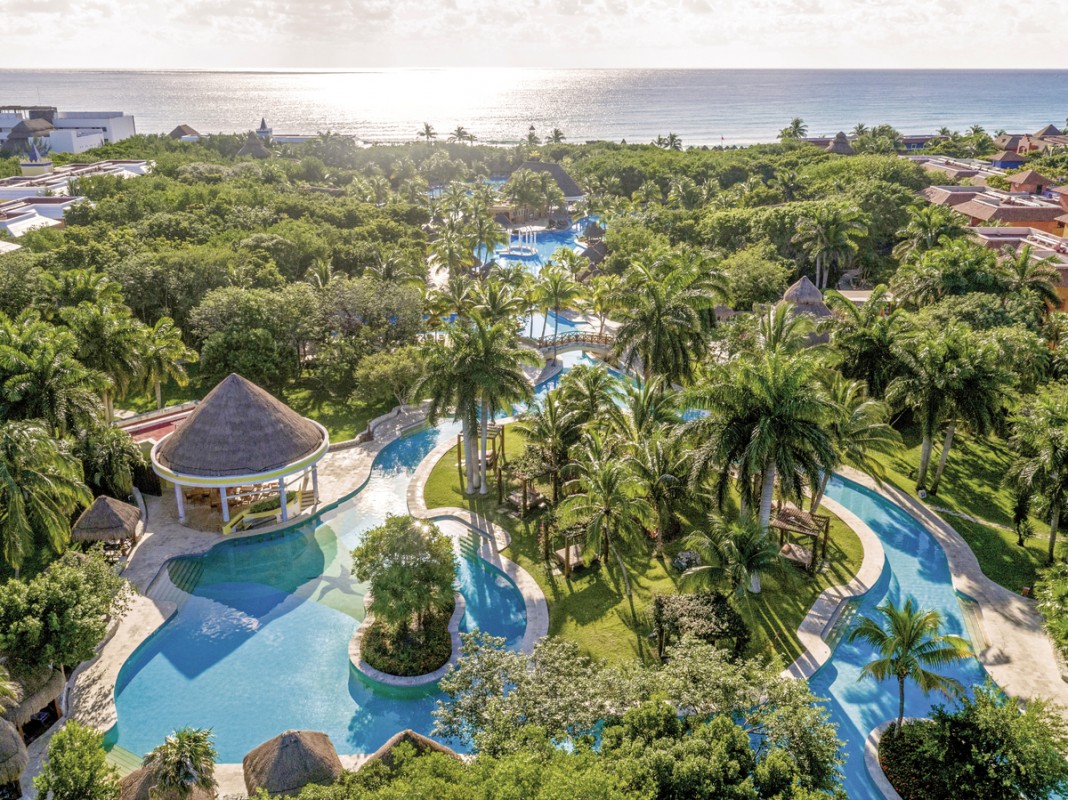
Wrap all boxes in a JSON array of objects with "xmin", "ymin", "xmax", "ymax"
[
  {"xmin": 111, "ymin": 419, "xmax": 527, "ymax": 761},
  {"xmin": 813, "ymin": 475, "xmax": 989, "ymax": 800}
]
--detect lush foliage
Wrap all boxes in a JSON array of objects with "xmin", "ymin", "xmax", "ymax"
[{"xmin": 33, "ymin": 720, "xmax": 121, "ymax": 800}]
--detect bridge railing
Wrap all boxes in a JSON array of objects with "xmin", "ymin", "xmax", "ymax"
[{"xmin": 525, "ymin": 331, "xmax": 614, "ymax": 350}]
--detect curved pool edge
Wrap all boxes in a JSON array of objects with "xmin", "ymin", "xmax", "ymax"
[
  {"xmin": 782, "ymin": 492, "xmax": 887, "ymax": 681},
  {"xmin": 836, "ymin": 466, "xmax": 1068, "ymax": 711},
  {"xmin": 864, "ymin": 721, "xmax": 906, "ymax": 800}
]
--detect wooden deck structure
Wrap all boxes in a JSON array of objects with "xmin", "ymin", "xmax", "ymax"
[{"xmin": 770, "ymin": 503, "xmax": 830, "ymax": 573}]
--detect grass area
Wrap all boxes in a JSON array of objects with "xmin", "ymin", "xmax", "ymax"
[
  {"xmin": 423, "ymin": 425, "xmax": 865, "ymax": 666},
  {"xmin": 117, "ymin": 365, "xmax": 391, "ymax": 444},
  {"xmin": 870, "ymin": 421, "xmax": 1049, "ymax": 590}
]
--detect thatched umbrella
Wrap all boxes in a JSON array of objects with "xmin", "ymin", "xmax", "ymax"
[
  {"xmin": 782, "ymin": 275, "xmax": 832, "ymax": 318},
  {"xmin": 242, "ymin": 730, "xmax": 342, "ymax": 797},
  {"xmin": 71, "ymin": 495, "xmax": 141, "ymax": 544},
  {"xmin": 0, "ymin": 665, "xmax": 65, "ymax": 732},
  {"xmin": 120, "ymin": 763, "xmax": 216, "ymax": 800},
  {"xmin": 237, "ymin": 131, "xmax": 270, "ymax": 159},
  {"xmin": 0, "ymin": 720, "xmax": 27, "ymax": 792},
  {"xmin": 825, "ymin": 132, "xmax": 855, "ymax": 155},
  {"xmin": 363, "ymin": 730, "xmax": 461, "ymax": 771}
]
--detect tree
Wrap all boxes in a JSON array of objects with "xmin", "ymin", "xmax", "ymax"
[
  {"xmin": 779, "ymin": 118, "xmax": 807, "ymax": 141},
  {"xmin": 75, "ymin": 423, "xmax": 145, "ymax": 498},
  {"xmin": 557, "ymin": 362, "xmax": 623, "ymax": 431},
  {"xmin": 354, "ymin": 345, "xmax": 425, "ymax": 407},
  {"xmin": 546, "ymin": 128, "xmax": 566, "ymax": 144},
  {"xmin": 418, "ymin": 122, "xmax": 437, "ymax": 143},
  {"xmin": 351, "ymin": 515, "xmax": 457, "ymax": 632},
  {"xmin": 141, "ymin": 317, "xmax": 198, "ymax": 409},
  {"xmin": 34, "ymin": 720, "xmax": 120, "ymax": 800},
  {"xmin": 630, "ymin": 432, "xmax": 688, "ymax": 557},
  {"xmin": 823, "ymin": 286, "xmax": 905, "ymax": 396},
  {"xmin": 682, "ymin": 513, "xmax": 782, "ymax": 595},
  {"xmin": 721, "ymin": 245, "xmax": 792, "ymax": 311},
  {"xmin": 557, "ymin": 432, "xmax": 650, "ymax": 595},
  {"xmin": 535, "ymin": 264, "xmax": 582, "ymax": 358},
  {"xmin": 998, "ymin": 244, "xmax": 1061, "ymax": 314},
  {"xmin": 848, "ymin": 598, "xmax": 971, "ymax": 729},
  {"xmin": 791, "ymin": 204, "xmax": 868, "ymax": 290},
  {"xmin": 587, "ymin": 274, "xmax": 622, "ymax": 337},
  {"xmin": 447, "ymin": 126, "xmax": 473, "ymax": 144},
  {"xmin": 891, "ymin": 238, "xmax": 1002, "ymax": 307},
  {"xmin": 1006, "ymin": 384, "xmax": 1068, "ymax": 563},
  {"xmin": 892, "ymin": 204, "xmax": 965, "ymax": 262},
  {"xmin": 0, "ymin": 549, "xmax": 133, "ymax": 674},
  {"xmin": 60, "ymin": 301, "xmax": 146, "ymax": 421},
  {"xmin": 419, "ymin": 334, "xmax": 480, "ymax": 492},
  {"xmin": 0, "ymin": 422, "xmax": 91, "ymax": 575},
  {"xmin": 515, "ymin": 392, "xmax": 579, "ymax": 504},
  {"xmin": 141, "ymin": 727, "xmax": 218, "ymax": 800}
]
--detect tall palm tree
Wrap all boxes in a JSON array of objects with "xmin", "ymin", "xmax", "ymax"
[
  {"xmin": 472, "ymin": 280, "xmax": 521, "ymax": 324},
  {"xmin": 892, "ymin": 204, "xmax": 965, "ymax": 262},
  {"xmin": 44, "ymin": 268, "xmax": 124, "ymax": 313},
  {"xmin": 76, "ymin": 423, "xmax": 145, "ymax": 498},
  {"xmin": 141, "ymin": 727, "xmax": 218, "ymax": 800},
  {"xmin": 614, "ymin": 376, "xmax": 682, "ymax": 442},
  {"xmin": 810, "ymin": 375, "xmax": 901, "ymax": 512},
  {"xmin": 792, "ymin": 205, "xmax": 868, "ymax": 290},
  {"xmin": 59, "ymin": 302, "xmax": 146, "ymax": 421},
  {"xmin": 848, "ymin": 598, "xmax": 971, "ymax": 729},
  {"xmin": 770, "ymin": 168, "xmax": 803, "ymax": 201},
  {"xmin": 419, "ymin": 335, "xmax": 481, "ymax": 492},
  {"xmin": 852, "ymin": 123, "xmax": 870, "ymax": 137},
  {"xmin": 823, "ymin": 286, "xmax": 906, "ymax": 396},
  {"xmin": 558, "ymin": 362, "xmax": 624, "ymax": 431},
  {"xmin": 998, "ymin": 244, "xmax": 1061, "ymax": 313},
  {"xmin": 612, "ymin": 251, "xmax": 725, "ymax": 384},
  {"xmin": 142, "ymin": 317, "xmax": 197, "ymax": 409},
  {"xmin": 535, "ymin": 265, "xmax": 582, "ymax": 359},
  {"xmin": 546, "ymin": 128, "xmax": 566, "ymax": 144},
  {"xmin": 587, "ymin": 274, "xmax": 622, "ymax": 336},
  {"xmin": 418, "ymin": 122, "xmax": 437, "ymax": 143},
  {"xmin": 558, "ymin": 432, "xmax": 650, "ymax": 595},
  {"xmin": 779, "ymin": 118, "xmax": 808, "ymax": 141},
  {"xmin": 431, "ymin": 227, "xmax": 475, "ymax": 279},
  {"xmin": 0, "ymin": 421, "xmax": 91, "ymax": 575},
  {"xmin": 428, "ymin": 273, "xmax": 476, "ymax": 328},
  {"xmin": 681, "ymin": 513, "xmax": 782, "ymax": 595},
  {"xmin": 515, "ymin": 392, "xmax": 579, "ymax": 504},
  {"xmin": 0, "ymin": 311, "xmax": 103, "ymax": 434},
  {"xmin": 631, "ymin": 432, "xmax": 689, "ymax": 557},
  {"xmin": 686, "ymin": 349, "xmax": 837, "ymax": 533},
  {"xmin": 1006, "ymin": 384, "xmax": 1068, "ymax": 563},
  {"xmin": 448, "ymin": 126, "xmax": 471, "ymax": 143}
]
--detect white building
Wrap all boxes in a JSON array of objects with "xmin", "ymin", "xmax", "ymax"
[{"xmin": 0, "ymin": 106, "xmax": 136, "ymax": 154}]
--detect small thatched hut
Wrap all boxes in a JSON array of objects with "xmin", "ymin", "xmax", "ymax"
[
  {"xmin": 243, "ymin": 730, "xmax": 343, "ymax": 797},
  {"xmin": 0, "ymin": 665, "xmax": 65, "ymax": 734},
  {"xmin": 363, "ymin": 729, "xmax": 461, "ymax": 771},
  {"xmin": 237, "ymin": 131, "xmax": 271, "ymax": 159},
  {"xmin": 120, "ymin": 763, "xmax": 216, "ymax": 800},
  {"xmin": 0, "ymin": 720, "xmax": 27, "ymax": 796},
  {"xmin": 825, "ymin": 132, "xmax": 855, "ymax": 156},
  {"xmin": 782, "ymin": 275, "xmax": 832, "ymax": 318},
  {"xmin": 71, "ymin": 495, "xmax": 141, "ymax": 545}
]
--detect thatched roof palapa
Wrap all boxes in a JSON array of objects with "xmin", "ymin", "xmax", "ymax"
[
  {"xmin": 243, "ymin": 730, "xmax": 343, "ymax": 797},
  {"xmin": 72, "ymin": 495, "xmax": 141, "ymax": 543},
  {"xmin": 0, "ymin": 665, "xmax": 65, "ymax": 729},
  {"xmin": 782, "ymin": 275, "xmax": 832, "ymax": 317},
  {"xmin": 516, "ymin": 161, "xmax": 584, "ymax": 199},
  {"xmin": 363, "ymin": 729, "xmax": 461, "ymax": 770},
  {"xmin": 154, "ymin": 374, "xmax": 326, "ymax": 479},
  {"xmin": 825, "ymin": 132, "xmax": 855, "ymax": 156},
  {"xmin": 120, "ymin": 763, "xmax": 216, "ymax": 800},
  {"xmin": 237, "ymin": 131, "xmax": 270, "ymax": 159},
  {"xmin": 0, "ymin": 719, "xmax": 27, "ymax": 786}
]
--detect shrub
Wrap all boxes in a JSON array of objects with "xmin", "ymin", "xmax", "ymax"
[
  {"xmin": 1034, "ymin": 562, "xmax": 1068, "ymax": 659},
  {"xmin": 361, "ymin": 603, "xmax": 453, "ymax": 676},
  {"xmin": 34, "ymin": 721, "xmax": 120, "ymax": 800}
]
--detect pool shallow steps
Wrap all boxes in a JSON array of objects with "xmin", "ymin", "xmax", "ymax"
[
  {"xmin": 104, "ymin": 742, "xmax": 144, "ymax": 776},
  {"xmin": 144, "ymin": 557, "xmax": 205, "ymax": 608}
]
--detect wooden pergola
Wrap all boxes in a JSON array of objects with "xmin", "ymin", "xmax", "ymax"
[{"xmin": 770, "ymin": 503, "xmax": 830, "ymax": 574}]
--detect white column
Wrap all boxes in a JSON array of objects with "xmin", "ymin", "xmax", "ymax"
[
  {"xmin": 311, "ymin": 466, "xmax": 319, "ymax": 504},
  {"xmin": 174, "ymin": 484, "xmax": 186, "ymax": 522},
  {"xmin": 278, "ymin": 478, "xmax": 288, "ymax": 521},
  {"xmin": 220, "ymin": 486, "xmax": 230, "ymax": 523}
]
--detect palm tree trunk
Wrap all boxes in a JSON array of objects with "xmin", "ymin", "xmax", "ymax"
[
  {"xmin": 930, "ymin": 420, "xmax": 956, "ymax": 495},
  {"xmin": 598, "ymin": 315, "xmax": 606, "ymax": 336},
  {"xmin": 916, "ymin": 433, "xmax": 934, "ymax": 491},
  {"xmin": 814, "ymin": 255, "xmax": 822, "ymax": 291},
  {"xmin": 552, "ymin": 304, "xmax": 560, "ymax": 363},
  {"xmin": 897, "ymin": 676, "xmax": 906, "ymax": 729},
  {"xmin": 810, "ymin": 472, "xmax": 831, "ymax": 513},
  {"xmin": 102, "ymin": 390, "xmax": 113, "ymax": 423},
  {"xmin": 1048, "ymin": 504, "xmax": 1061, "ymax": 565},
  {"xmin": 462, "ymin": 416, "xmax": 477, "ymax": 494},
  {"xmin": 540, "ymin": 308, "xmax": 549, "ymax": 344},
  {"xmin": 612, "ymin": 545, "xmax": 632, "ymax": 597},
  {"xmin": 758, "ymin": 463, "xmax": 777, "ymax": 534},
  {"xmin": 155, "ymin": 379, "xmax": 163, "ymax": 409},
  {"xmin": 479, "ymin": 403, "xmax": 489, "ymax": 496}
]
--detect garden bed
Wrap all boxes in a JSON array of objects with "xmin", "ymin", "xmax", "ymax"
[{"xmin": 360, "ymin": 604, "xmax": 454, "ymax": 677}]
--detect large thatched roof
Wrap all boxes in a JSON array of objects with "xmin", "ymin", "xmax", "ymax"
[
  {"xmin": 120, "ymin": 763, "xmax": 216, "ymax": 800},
  {"xmin": 243, "ymin": 730, "xmax": 342, "ymax": 797},
  {"xmin": 0, "ymin": 665, "xmax": 64, "ymax": 729},
  {"xmin": 72, "ymin": 495, "xmax": 141, "ymax": 543},
  {"xmin": 782, "ymin": 275, "xmax": 832, "ymax": 317},
  {"xmin": 363, "ymin": 729, "xmax": 461, "ymax": 771},
  {"xmin": 825, "ymin": 132, "xmax": 855, "ymax": 155},
  {"xmin": 154, "ymin": 374, "xmax": 325, "ymax": 479},
  {"xmin": 237, "ymin": 131, "xmax": 270, "ymax": 159},
  {"xmin": 0, "ymin": 719, "xmax": 27, "ymax": 786},
  {"xmin": 516, "ymin": 161, "xmax": 584, "ymax": 199}
]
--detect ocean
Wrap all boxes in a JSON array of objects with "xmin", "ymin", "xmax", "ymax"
[{"xmin": 1, "ymin": 69, "xmax": 1066, "ymax": 147}]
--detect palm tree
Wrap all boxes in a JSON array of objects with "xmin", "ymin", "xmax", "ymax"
[
  {"xmin": 1006, "ymin": 385, "xmax": 1068, "ymax": 563},
  {"xmin": 558, "ymin": 362, "xmax": 624, "ymax": 431},
  {"xmin": 419, "ymin": 336, "xmax": 481, "ymax": 492},
  {"xmin": 0, "ymin": 420, "xmax": 91, "ymax": 575},
  {"xmin": 682, "ymin": 514, "xmax": 782, "ymax": 595},
  {"xmin": 546, "ymin": 128, "xmax": 566, "ymax": 144},
  {"xmin": 472, "ymin": 280, "xmax": 521, "ymax": 324},
  {"xmin": 459, "ymin": 316, "xmax": 540, "ymax": 494},
  {"xmin": 448, "ymin": 126, "xmax": 471, "ymax": 143},
  {"xmin": 59, "ymin": 302, "xmax": 146, "ymax": 421},
  {"xmin": 810, "ymin": 375, "xmax": 901, "ymax": 512},
  {"xmin": 587, "ymin": 274, "xmax": 622, "ymax": 336},
  {"xmin": 687, "ymin": 349, "xmax": 837, "ymax": 533},
  {"xmin": 535, "ymin": 265, "xmax": 581, "ymax": 359},
  {"xmin": 631, "ymin": 432, "xmax": 689, "ymax": 557},
  {"xmin": 998, "ymin": 244, "xmax": 1061, "ymax": 313},
  {"xmin": 303, "ymin": 259, "xmax": 338, "ymax": 292},
  {"xmin": 848, "ymin": 598, "xmax": 971, "ymax": 729},
  {"xmin": 142, "ymin": 317, "xmax": 197, "ymax": 409},
  {"xmin": 612, "ymin": 251, "xmax": 725, "ymax": 384},
  {"xmin": 418, "ymin": 122, "xmax": 437, "ymax": 143},
  {"xmin": 770, "ymin": 169, "xmax": 803, "ymax": 201},
  {"xmin": 615, "ymin": 376, "xmax": 682, "ymax": 442},
  {"xmin": 968, "ymin": 123, "xmax": 986, "ymax": 137},
  {"xmin": 44, "ymin": 268, "xmax": 124, "ymax": 312},
  {"xmin": 0, "ymin": 311, "xmax": 103, "ymax": 434},
  {"xmin": 852, "ymin": 123, "xmax": 870, "ymax": 138},
  {"xmin": 431, "ymin": 227, "xmax": 475, "ymax": 279},
  {"xmin": 779, "ymin": 118, "xmax": 808, "ymax": 141},
  {"xmin": 663, "ymin": 133, "xmax": 682, "ymax": 151},
  {"xmin": 428, "ymin": 273, "xmax": 477, "ymax": 327},
  {"xmin": 792, "ymin": 205, "xmax": 868, "ymax": 290},
  {"xmin": 892, "ymin": 204, "xmax": 965, "ymax": 261},
  {"xmin": 558, "ymin": 432, "xmax": 651, "ymax": 595},
  {"xmin": 141, "ymin": 727, "xmax": 218, "ymax": 800},
  {"xmin": 515, "ymin": 393, "xmax": 579, "ymax": 504}
]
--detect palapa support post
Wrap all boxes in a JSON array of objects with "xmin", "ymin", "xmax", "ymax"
[
  {"xmin": 312, "ymin": 465, "xmax": 319, "ymax": 504},
  {"xmin": 175, "ymin": 483, "xmax": 186, "ymax": 522},
  {"xmin": 278, "ymin": 478, "xmax": 288, "ymax": 521},
  {"xmin": 220, "ymin": 486, "xmax": 230, "ymax": 523}
]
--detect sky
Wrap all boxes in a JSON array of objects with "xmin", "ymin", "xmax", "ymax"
[{"xmin": 2, "ymin": 0, "xmax": 1067, "ymax": 69}]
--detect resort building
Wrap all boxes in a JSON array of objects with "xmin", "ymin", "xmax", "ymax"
[
  {"xmin": 1006, "ymin": 169, "xmax": 1056, "ymax": 196},
  {"xmin": 803, "ymin": 133, "xmax": 939, "ymax": 152},
  {"xmin": 0, "ymin": 105, "xmax": 135, "ymax": 154},
  {"xmin": 922, "ymin": 184, "xmax": 1066, "ymax": 235},
  {"xmin": 169, "ymin": 124, "xmax": 200, "ymax": 142},
  {"xmin": 993, "ymin": 124, "xmax": 1068, "ymax": 156},
  {"xmin": 989, "ymin": 150, "xmax": 1027, "ymax": 169},
  {"xmin": 0, "ymin": 158, "xmax": 150, "ymax": 200},
  {"xmin": 253, "ymin": 117, "xmax": 321, "ymax": 145},
  {"xmin": 824, "ymin": 132, "xmax": 855, "ymax": 155},
  {"xmin": 907, "ymin": 155, "xmax": 1006, "ymax": 184},
  {"xmin": 149, "ymin": 373, "xmax": 329, "ymax": 529}
]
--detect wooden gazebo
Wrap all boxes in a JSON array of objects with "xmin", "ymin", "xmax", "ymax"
[{"xmin": 769, "ymin": 503, "xmax": 830, "ymax": 574}]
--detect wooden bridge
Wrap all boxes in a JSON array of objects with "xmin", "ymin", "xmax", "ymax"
[{"xmin": 525, "ymin": 331, "xmax": 615, "ymax": 354}]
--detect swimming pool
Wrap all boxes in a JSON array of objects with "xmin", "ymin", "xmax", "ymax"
[
  {"xmin": 812, "ymin": 475, "xmax": 989, "ymax": 800},
  {"xmin": 110, "ymin": 419, "xmax": 526, "ymax": 762}
]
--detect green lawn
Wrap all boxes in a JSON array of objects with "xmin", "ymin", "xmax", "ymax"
[
  {"xmin": 423, "ymin": 425, "xmax": 865, "ymax": 667},
  {"xmin": 870, "ymin": 422, "xmax": 1049, "ymax": 591}
]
